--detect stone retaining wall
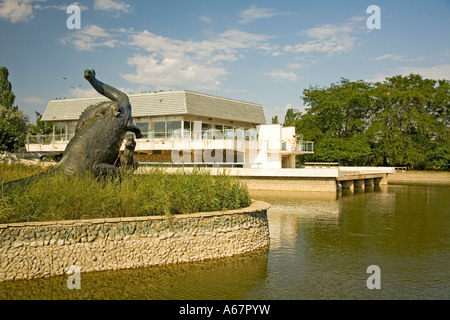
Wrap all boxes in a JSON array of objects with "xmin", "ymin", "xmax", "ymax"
[
  {"xmin": 0, "ymin": 201, "xmax": 270, "ymax": 282},
  {"xmin": 242, "ymin": 177, "xmax": 338, "ymax": 192}
]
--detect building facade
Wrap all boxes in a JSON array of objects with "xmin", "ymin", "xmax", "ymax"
[{"xmin": 27, "ymin": 90, "xmax": 313, "ymax": 168}]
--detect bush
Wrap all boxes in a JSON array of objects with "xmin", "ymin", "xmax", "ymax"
[{"xmin": 0, "ymin": 165, "xmax": 251, "ymax": 224}]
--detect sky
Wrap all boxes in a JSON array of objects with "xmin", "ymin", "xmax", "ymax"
[{"xmin": 1, "ymin": 0, "xmax": 449, "ymax": 124}]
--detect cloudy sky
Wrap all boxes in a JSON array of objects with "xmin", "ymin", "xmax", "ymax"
[{"xmin": 1, "ymin": 0, "xmax": 449, "ymax": 123}]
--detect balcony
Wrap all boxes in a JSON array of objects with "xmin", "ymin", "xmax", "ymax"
[{"xmin": 25, "ymin": 129, "xmax": 314, "ymax": 155}]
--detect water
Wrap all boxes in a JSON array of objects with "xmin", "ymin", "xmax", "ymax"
[{"xmin": 1, "ymin": 184, "xmax": 449, "ymax": 300}]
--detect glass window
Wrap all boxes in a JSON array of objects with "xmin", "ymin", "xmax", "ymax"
[
  {"xmin": 224, "ymin": 126, "xmax": 234, "ymax": 140},
  {"xmin": 202, "ymin": 123, "xmax": 212, "ymax": 139},
  {"xmin": 152, "ymin": 121, "xmax": 166, "ymax": 138},
  {"xmin": 235, "ymin": 128, "xmax": 245, "ymax": 141},
  {"xmin": 215, "ymin": 125, "xmax": 223, "ymax": 133},
  {"xmin": 193, "ymin": 121, "xmax": 202, "ymax": 140},
  {"xmin": 183, "ymin": 121, "xmax": 192, "ymax": 139},
  {"xmin": 135, "ymin": 121, "xmax": 149, "ymax": 138},
  {"xmin": 167, "ymin": 121, "xmax": 182, "ymax": 138},
  {"xmin": 214, "ymin": 125, "xmax": 223, "ymax": 140},
  {"xmin": 54, "ymin": 122, "xmax": 67, "ymax": 141}
]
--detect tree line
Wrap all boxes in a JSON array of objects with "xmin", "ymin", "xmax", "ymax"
[
  {"xmin": 0, "ymin": 67, "xmax": 51, "ymax": 153},
  {"xmin": 276, "ymin": 74, "xmax": 449, "ymax": 170},
  {"xmin": 1, "ymin": 66, "xmax": 449, "ymax": 170}
]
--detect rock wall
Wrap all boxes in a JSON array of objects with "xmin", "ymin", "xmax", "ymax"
[
  {"xmin": 0, "ymin": 201, "xmax": 270, "ymax": 282},
  {"xmin": 242, "ymin": 177, "xmax": 338, "ymax": 192}
]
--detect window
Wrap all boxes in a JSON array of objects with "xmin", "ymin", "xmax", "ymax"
[
  {"xmin": 152, "ymin": 121, "xmax": 166, "ymax": 138},
  {"xmin": 135, "ymin": 119, "xmax": 149, "ymax": 138},
  {"xmin": 53, "ymin": 122, "xmax": 67, "ymax": 141},
  {"xmin": 224, "ymin": 126, "xmax": 234, "ymax": 140},
  {"xmin": 167, "ymin": 121, "xmax": 182, "ymax": 138},
  {"xmin": 193, "ymin": 121, "xmax": 202, "ymax": 140},
  {"xmin": 183, "ymin": 121, "xmax": 192, "ymax": 139},
  {"xmin": 202, "ymin": 123, "xmax": 212, "ymax": 139}
]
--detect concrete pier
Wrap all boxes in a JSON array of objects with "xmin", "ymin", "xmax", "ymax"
[
  {"xmin": 336, "ymin": 173, "xmax": 388, "ymax": 190},
  {"xmin": 138, "ymin": 166, "xmax": 395, "ymax": 192}
]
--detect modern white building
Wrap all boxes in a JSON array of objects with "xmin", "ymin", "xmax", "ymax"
[{"xmin": 26, "ymin": 90, "xmax": 313, "ymax": 168}]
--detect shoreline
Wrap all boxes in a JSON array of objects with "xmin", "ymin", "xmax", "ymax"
[{"xmin": 388, "ymin": 170, "xmax": 450, "ymax": 184}]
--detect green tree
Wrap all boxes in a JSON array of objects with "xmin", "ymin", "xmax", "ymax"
[
  {"xmin": 0, "ymin": 67, "xmax": 29, "ymax": 152},
  {"xmin": 295, "ymin": 74, "xmax": 449, "ymax": 169},
  {"xmin": 28, "ymin": 111, "xmax": 53, "ymax": 135},
  {"xmin": 297, "ymin": 78, "xmax": 375, "ymax": 165},
  {"xmin": 302, "ymin": 78, "xmax": 374, "ymax": 138},
  {"xmin": 0, "ymin": 105, "xmax": 29, "ymax": 152},
  {"xmin": 283, "ymin": 108, "xmax": 301, "ymax": 127},
  {"xmin": 368, "ymin": 74, "xmax": 448, "ymax": 168},
  {"xmin": 271, "ymin": 115, "xmax": 279, "ymax": 124},
  {"xmin": 0, "ymin": 67, "xmax": 15, "ymax": 109}
]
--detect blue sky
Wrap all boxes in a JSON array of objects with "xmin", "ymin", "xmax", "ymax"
[{"xmin": 1, "ymin": 0, "xmax": 449, "ymax": 123}]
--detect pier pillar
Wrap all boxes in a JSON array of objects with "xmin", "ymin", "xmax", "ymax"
[
  {"xmin": 353, "ymin": 179, "xmax": 365, "ymax": 188},
  {"xmin": 374, "ymin": 174, "xmax": 388, "ymax": 186},
  {"xmin": 340, "ymin": 180, "xmax": 354, "ymax": 189}
]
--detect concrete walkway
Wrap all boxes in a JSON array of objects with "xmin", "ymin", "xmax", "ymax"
[{"xmin": 137, "ymin": 166, "xmax": 396, "ymax": 192}]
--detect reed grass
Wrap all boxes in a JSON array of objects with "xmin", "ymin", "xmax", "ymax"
[{"xmin": 0, "ymin": 164, "xmax": 251, "ymax": 224}]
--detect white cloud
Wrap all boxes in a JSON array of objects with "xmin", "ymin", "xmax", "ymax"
[
  {"xmin": 366, "ymin": 64, "xmax": 450, "ymax": 83},
  {"xmin": 40, "ymin": 2, "xmax": 88, "ymax": 11},
  {"xmin": 239, "ymin": 5, "xmax": 282, "ymax": 24},
  {"xmin": 0, "ymin": 0, "xmax": 88, "ymax": 23},
  {"xmin": 122, "ymin": 54, "xmax": 228, "ymax": 90},
  {"xmin": 200, "ymin": 16, "xmax": 211, "ymax": 24},
  {"xmin": 265, "ymin": 70, "xmax": 299, "ymax": 82},
  {"xmin": 59, "ymin": 25, "xmax": 277, "ymax": 89},
  {"xmin": 0, "ymin": 0, "xmax": 43, "ymax": 23},
  {"xmin": 286, "ymin": 63, "xmax": 303, "ymax": 69},
  {"xmin": 69, "ymin": 87, "xmax": 98, "ymax": 99},
  {"xmin": 60, "ymin": 24, "xmax": 119, "ymax": 51},
  {"xmin": 20, "ymin": 96, "xmax": 46, "ymax": 104},
  {"xmin": 94, "ymin": 0, "xmax": 130, "ymax": 13},
  {"xmin": 69, "ymin": 86, "xmax": 137, "ymax": 99},
  {"xmin": 284, "ymin": 18, "xmax": 364, "ymax": 56},
  {"xmin": 121, "ymin": 29, "xmax": 275, "ymax": 90},
  {"xmin": 374, "ymin": 54, "xmax": 425, "ymax": 62},
  {"xmin": 374, "ymin": 54, "xmax": 404, "ymax": 61}
]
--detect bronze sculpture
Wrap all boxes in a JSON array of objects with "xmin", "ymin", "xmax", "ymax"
[
  {"xmin": 119, "ymin": 136, "xmax": 139, "ymax": 170},
  {"xmin": 4, "ymin": 68, "xmax": 141, "ymax": 187}
]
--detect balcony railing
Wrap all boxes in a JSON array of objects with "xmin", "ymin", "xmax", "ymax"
[{"xmin": 26, "ymin": 130, "xmax": 314, "ymax": 153}]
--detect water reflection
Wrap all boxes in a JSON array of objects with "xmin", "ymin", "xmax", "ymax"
[
  {"xmin": 0, "ymin": 248, "xmax": 269, "ymax": 300},
  {"xmin": 251, "ymin": 184, "xmax": 450, "ymax": 299}
]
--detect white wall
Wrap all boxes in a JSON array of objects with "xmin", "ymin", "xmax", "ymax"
[
  {"xmin": 251, "ymin": 124, "xmax": 283, "ymax": 168},
  {"xmin": 281, "ymin": 127, "xmax": 296, "ymax": 140}
]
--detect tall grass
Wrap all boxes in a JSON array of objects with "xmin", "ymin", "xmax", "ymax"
[
  {"xmin": 0, "ymin": 165, "xmax": 251, "ymax": 224},
  {"xmin": 0, "ymin": 162, "xmax": 48, "ymax": 182}
]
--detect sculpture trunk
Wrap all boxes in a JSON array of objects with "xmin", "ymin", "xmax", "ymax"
[{"xmin": 86, "ymin": 76, "xmax": 130, "ymax": 110}]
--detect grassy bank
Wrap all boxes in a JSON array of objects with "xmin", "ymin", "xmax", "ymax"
[
  {"xmin": 0, "ymin": 164, "xmax": 251, "ymax": 224},
  {"xmin": 0, "ymin": 162, "xmax": 48, "ymax": 182},
  {"xmin": 388, "ymin": 170, "xmax": 450, "ymax": 184}
]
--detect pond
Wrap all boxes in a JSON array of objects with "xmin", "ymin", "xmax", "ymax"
[{"xmin": 1, "ymin": 183, "xmax": 449, "ymax": 300}]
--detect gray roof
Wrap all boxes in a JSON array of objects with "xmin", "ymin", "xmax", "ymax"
[{"xmin": 41, "ymin": 90, "xmax": 266, "ymax": 124}]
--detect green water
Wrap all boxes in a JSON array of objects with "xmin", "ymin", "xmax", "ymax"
[{"xmin": 1, "ymin": 184, "xmax": 449, "ymax": 300}]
